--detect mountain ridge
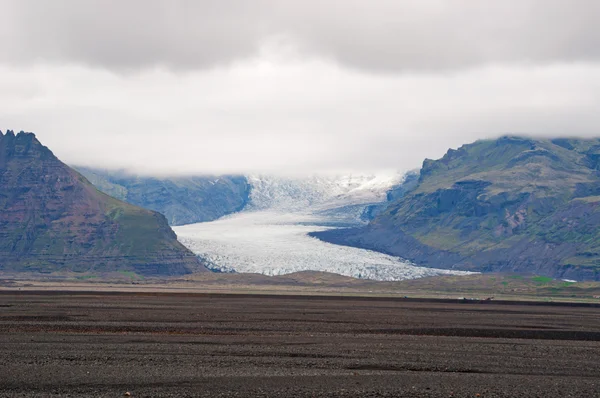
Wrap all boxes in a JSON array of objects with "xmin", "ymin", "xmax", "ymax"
[
  {"xmin": 74, "ymin": 167, "xmax": 250, "ymax": 226},
  {"xmin": 313, "ymin": 136, "xmax": 600, "ymax": 281},
  {"xmin": 0, "ymin": 130, "xmax": 206, "ymax": 276}
]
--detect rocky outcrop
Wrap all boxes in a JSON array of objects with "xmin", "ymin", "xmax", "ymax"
[
  {"xmin": 0, "ymin": 130, "xmax": 206, "ymax": 276},
  {"xmin": 313, "ymin": 137, "xmax": 600, "ymax": 281}
]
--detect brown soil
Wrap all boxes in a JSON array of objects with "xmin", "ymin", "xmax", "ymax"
[{"xmin": 1, "ymin": 292, "xmax": 599, "ymax": 397}]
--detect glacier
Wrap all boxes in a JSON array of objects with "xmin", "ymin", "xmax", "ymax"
[{"xmin": 174, "ymin": 173, "xmax": 474, "ymax": 281}]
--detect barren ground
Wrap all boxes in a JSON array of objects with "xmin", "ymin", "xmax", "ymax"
[{"xmin": 1, "ymin": 292, "xmax": 599, "ymax": 397}]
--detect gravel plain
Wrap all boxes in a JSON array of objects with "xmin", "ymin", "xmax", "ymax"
[{"xmin": 0, "ymin": 292, "xmax": 599, "ymax": 397}]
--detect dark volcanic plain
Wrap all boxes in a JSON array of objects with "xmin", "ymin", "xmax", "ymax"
[{"xmin": 1, "ymin": 293, "xmax": 599, "ymax": 397}]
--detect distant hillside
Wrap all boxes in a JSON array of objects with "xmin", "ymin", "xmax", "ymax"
[
  {"xmin": 313, "ymin": 136, "xmax": 600, "ymax": 281},
  {"xmin": 75, "ymin": 167, "xmax": 250, "ymax": 226},
  {"xmin": 75, "ymin": 170, "xmax": 404, "ymax": 228},
  {"xmin": 0, "ymin": 130, "xmax": 206, "ymax": 276}
]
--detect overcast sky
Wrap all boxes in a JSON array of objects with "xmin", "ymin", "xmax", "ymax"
[{"xmin": 1, "ymin": 0, "xmax": 600, "ymax": 175}]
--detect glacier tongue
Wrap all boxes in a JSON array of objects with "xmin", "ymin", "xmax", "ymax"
[{"xmin": 174, "ymin": 172, "xmax": 475, "ymax": 281}]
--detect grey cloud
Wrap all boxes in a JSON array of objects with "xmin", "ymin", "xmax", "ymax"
[
  {"xmin": 1, "ymin": 61, "xmax": 600, "ymax": 175},
  {"xmin": 1, "ymin": 0, "xmax": 600, "ymax": 72},
  {"xmin": 1, "ymin": 0, "xmax": 271, "ymax": 70},
  {"xmin": 1, "ymin": 1, "xmax": 600, "ymax": 176}
]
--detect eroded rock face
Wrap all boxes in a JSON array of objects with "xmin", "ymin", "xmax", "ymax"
[
  {"xmin": 0, "ymin": 130, "xmax": 206, "ymax": 276},
  {"xmin": 314, "ymin": 136, "xmax": 600, "ymax": 281}
]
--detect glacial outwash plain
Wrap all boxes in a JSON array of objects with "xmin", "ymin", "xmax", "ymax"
[{"xmin": 1, "ymin": 291, "xmax": 600, "ymax": 397}]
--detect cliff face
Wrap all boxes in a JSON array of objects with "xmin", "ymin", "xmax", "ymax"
[
  {"xmin": 313, "ymin": 137, "xmax": 600, "ymax": 281},
  {"xmin": 75, "ymin": 167, "xmax": 250, "ymax": 226},
  {"xmin": 0, "ymin": 130, "xmax": 206, "ymax": 276}
]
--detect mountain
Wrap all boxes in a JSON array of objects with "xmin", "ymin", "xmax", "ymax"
[
  {"xmin": 75, "ymin": 167, "xmax": 250, "ymax": 226},
  {"xmin": 359, "ymin": 170, "xmax": 420, "ymax": 222},
  {"xmin": 313, "ymin": 136, "xmax": 600, "ymax": 281},
  {"xmin": 0, "ymin": 130, "xmax": 206, "ymax": 276}
]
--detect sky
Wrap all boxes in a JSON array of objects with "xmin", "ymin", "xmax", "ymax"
[{"xmin": 1, "ymin": 0, "xmax": 600, "ymax": 175}]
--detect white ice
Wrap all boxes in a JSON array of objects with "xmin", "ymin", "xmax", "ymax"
[{"xmin": 174, "ymin": 173, "xmax": 474, "ymax": 281}]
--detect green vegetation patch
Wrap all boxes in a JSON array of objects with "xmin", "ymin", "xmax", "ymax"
[
  {"xmin": 118, "ymin": 270, "xmax": 143, "ymax": 280},
  {"xmin": 415, "ymin": 228, "xmax": 463, "ymax": 251},
  {"xmin": 532, "ymin": 276, "xmax": 553, "ymax": 284},
  {"xmin": 76, "ymin": 275, "xmax": 98, "ymax": 280}
]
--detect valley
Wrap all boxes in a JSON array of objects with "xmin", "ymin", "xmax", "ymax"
[
  {"xmin": 174, "ymin": 174, "xmax": 473, "ymax": 281},
  {"xmin": 9, "ymin": 132, "xmax": 600, "ymax": 283},
  {"xmin": 175, "ymin": 210, "xmax": 472, "ymax": 281}
]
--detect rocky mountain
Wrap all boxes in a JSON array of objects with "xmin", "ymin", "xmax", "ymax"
[
  {"xmin": 359, "ymin": 170, "xmax": 420, "ymax": 222},
  {"xmin": 75, "ymin": 167, "xmax": 250, "ymax": 226},
  {"xmin": 0, "ymin": 130, "xmax": 206, "ymax": 276},
  {"xmin": 313, "ymin": 136, "xmax": 600, "ymax": 281}
]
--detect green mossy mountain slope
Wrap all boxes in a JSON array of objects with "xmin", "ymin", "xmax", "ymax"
[
  {"xmin": 314, "ymin": 136, "xmax": 600, "ymax": 281},
  {"xmin": 0, "ymin": 130, "xmax": 206, "ymax": 276}
]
